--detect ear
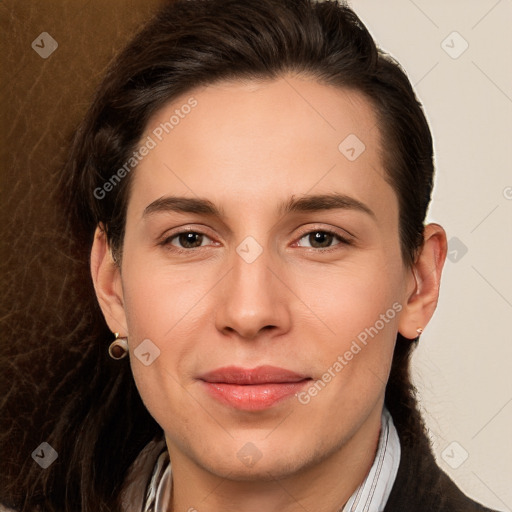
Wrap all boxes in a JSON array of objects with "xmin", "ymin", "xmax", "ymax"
[
  {"xmin": 398, "ymin": 223, "xmax": 448, "ymax": 339},
  {"xmin": 90, "ymin": 224, "xmax": 128, "ymax": 335}
]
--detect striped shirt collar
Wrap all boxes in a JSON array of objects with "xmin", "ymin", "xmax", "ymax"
[
  {"xmin": 341, "ymin": 406, "xmax": 401, "ymax": 511},
  {"xmin": 136, "ymin": 406, "xmax": 400, "ymax": 512}
]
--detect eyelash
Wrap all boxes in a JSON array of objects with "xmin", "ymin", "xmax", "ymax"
[{"xmin": 159, "ymin": 226, "xmax": 353, "ymax": 255}]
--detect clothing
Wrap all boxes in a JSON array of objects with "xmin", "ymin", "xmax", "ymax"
[
  {"xmin": 382, "ymin": 431, "xmax": 499, "ymax": 512},
  {"xmin": 120, "ymin": 406, "xmax": 501, "ymax": 512},
  {"xmin": 342, "ymin": 407, "xmax": 400, "ymax": 511}
]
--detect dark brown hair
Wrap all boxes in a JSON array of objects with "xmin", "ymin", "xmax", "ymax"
[{"xmin": 1, "ymin": 1, "xmax": 434, "ymax": 510}]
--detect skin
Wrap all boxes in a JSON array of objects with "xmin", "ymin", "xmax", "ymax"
[{"xmin": 91, "ymin": 75, "xmax": 447, "ymax": 512}]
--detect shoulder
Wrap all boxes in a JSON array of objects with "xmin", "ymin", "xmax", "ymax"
[{"xmin": 384, "ymin": 434, "xmax": 501, "ymax": 512}]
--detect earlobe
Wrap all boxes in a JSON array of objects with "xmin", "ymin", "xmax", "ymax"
[
  {"xmin": 90, "ymin": 224, "xmax": 128, "ymax": 335},
  {"xmin": 398, "ymin": 223, "xmax": 447, "ymax": 340}
]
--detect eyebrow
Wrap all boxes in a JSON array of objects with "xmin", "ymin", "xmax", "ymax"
[{"xmin": 143, "ymin": 192, "xmax": 375, "ymax": 220}]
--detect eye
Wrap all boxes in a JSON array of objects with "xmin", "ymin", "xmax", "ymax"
[
  {"xmin": 295, "ymin": 229, "xmax": 352, "ymax": 251},
  {"xmin": 161, "ymin": 230, "xmax": 214, "ymax": 251}
]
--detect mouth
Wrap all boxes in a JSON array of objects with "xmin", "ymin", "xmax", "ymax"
[{"xmin": 198, "ymin": 365, "xmax": 313, "ymax": 411}]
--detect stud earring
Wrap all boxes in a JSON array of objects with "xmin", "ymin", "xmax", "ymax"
[
  {"xmin": 416, "ymin": 327, "xmax": 423, "ymax": 336},
  {"xmin": 108, "ymin": 332, "xmax": 128, "ymax": 360}
]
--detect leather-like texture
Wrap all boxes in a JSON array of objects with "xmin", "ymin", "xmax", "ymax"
[
  {"xmin": 0, "ymin": 1, "xmax": 163, "ymax": 507},
  {"xmin": 0, "ymin": 3, "xmax": 164, "ymax": 332}
]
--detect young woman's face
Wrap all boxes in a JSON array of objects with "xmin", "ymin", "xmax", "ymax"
[{"xmin": 115, "ymin": 76, "xmax": 416, "ymax": 479}]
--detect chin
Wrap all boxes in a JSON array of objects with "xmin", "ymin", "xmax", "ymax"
[{"xmin": 190, "ymin": 439, "xmax": 324, "ymax": 482}]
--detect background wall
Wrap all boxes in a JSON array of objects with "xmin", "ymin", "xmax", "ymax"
[
  {"xmin": 1, "ymin": 0, "xmax": 510, "ymax": 510},
  {"xmin": 351, "ymin": 1, "xmax": 512, "ymax": 510}
]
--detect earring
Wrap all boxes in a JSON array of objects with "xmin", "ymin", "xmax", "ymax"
[
  {"xmin": 416, "ymin": 327, "xmax": 423, "ymax": 336},
  {"xmin": 108, "ymin": 332, "xmax": 128, "ymax": 360}
]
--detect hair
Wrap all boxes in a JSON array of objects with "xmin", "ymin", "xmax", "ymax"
[{"xmin": 1, "ymin": 0, "xmax": 435, "ymax": 510}]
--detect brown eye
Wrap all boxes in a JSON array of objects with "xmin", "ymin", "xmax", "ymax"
[
  {"xmin": 307, "ymin": 231, "xmax": 335, "ymax": 248},
  {"xmin": 164, "ymin": 231, "xmax": 213, "ymax": 250},
  {"xmin": 297, "ymin": 230, "xmax": 349, "ymax": 250},
  {"xmin": 177, "ymin": 232, "xmax": 203, "ymax": 248}
]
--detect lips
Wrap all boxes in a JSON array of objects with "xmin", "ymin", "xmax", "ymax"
[
  {"xmin": 199, "ymin": 365, "xmax": 310, "ymax": 384},
  {"xmin": 198, "ymin": 365, "xmax": 312, "ymax": 410}
]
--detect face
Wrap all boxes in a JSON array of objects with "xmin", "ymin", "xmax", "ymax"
[{"xmin": 107, "ymin": 76, "xmax": 417, "ymax": 480}]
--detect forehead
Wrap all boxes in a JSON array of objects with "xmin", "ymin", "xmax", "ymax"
[
  {"xmin": 128, "ymin": 75, "xmax": 395, "ymax": 225},
  {"xmin": 145, "ymin": 76, "xmax": 380, "ymax": 159}
]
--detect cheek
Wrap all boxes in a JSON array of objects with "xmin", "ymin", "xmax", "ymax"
[
  {"xmin": 292, "ymin": 254, "xmax": 403, "ymax": 341},
  {"xmin": 119, "ymin": 252, "xmax": 221, "ymax": 424},
  {"xmin": 121, "ymin": 253, "xmax": 209, "ymax": 341},
  {"xmin": 291, "ymin": 258, "xmax": 403, "ymax": 405}
]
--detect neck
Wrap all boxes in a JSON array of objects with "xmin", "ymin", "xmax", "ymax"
[{"xmin": 165, "ymin": 404, "xmax": 383, "ymax": 512}]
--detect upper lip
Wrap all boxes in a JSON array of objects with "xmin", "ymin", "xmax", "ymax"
[{"xmin": 199, "ymin": 365, "xmax": 311, "ymax": 385}]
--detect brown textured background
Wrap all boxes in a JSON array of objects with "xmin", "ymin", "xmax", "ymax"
[
  {"xmin": 0, "ymin": 1, "xmax": 164, "ymax": 353},
  {"xmin": 0, "ymin": 0, "xmax": 165, "ymax": 315},
  {"xmin": 0, "ymin": 0, "xmax": 163, "ymax": 502},
  {"xmin": 0, "ymin": 0, "xmax": 163, "ymax": 258}
]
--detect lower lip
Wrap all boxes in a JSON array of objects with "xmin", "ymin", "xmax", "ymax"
[{"xmin": 201, "ymin": 380, "xmax": 311, "ymax": 410}]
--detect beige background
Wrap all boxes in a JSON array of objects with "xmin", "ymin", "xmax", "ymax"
[{"xmin": 349, "ymin": 1, "xmax": 512, "ymax": 510}]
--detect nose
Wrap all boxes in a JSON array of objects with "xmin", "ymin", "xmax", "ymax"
[{"xmin": 214, "ymin": 242, "xmax": 292, "ymax": 341}]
